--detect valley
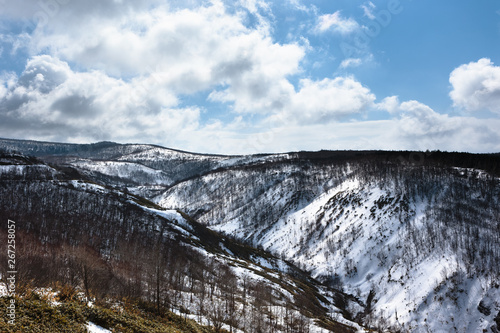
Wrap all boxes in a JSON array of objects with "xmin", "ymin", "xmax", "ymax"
[{"xmin": 1, "ymin": 138, "xmax": 499, "ymax": 332}]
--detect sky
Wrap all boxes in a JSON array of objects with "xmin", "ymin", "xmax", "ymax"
[{"xmin": 0, "ymin": 0, "xmax": 499, "ymax": 154}]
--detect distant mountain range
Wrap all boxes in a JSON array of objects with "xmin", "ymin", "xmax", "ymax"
[{"xmin": 1, "ymin": 137, "xmax": 499, "ymax": 333}]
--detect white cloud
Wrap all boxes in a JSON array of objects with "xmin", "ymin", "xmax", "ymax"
[
  {"xmin": 18, "ymin": 55, "xmax": 71, "ymax": 93},
  {"xmin": 0, "ymin": 55, "xmax": 199, "ymax": 145},
  {"xmin": 449, "ymin": 58, "xmax": 500, "ymax": 114},
  {"xmin": 316, "ymin": 11, "xmax": 361, "ymax": 35},
  {"xmin": 0, "ymin": 0, "xmax": 309, "ymax": 151},
  {"xmin": 1, "ymin": 1, "xmax": 499, "ymax": 154},
  {"xmin": 286, "ymin": 0, "xmax": 310, "ymax": 12},
  {"xmin": 21, "ymin": 1, "xmax": 306, "ymax": 112},
  {"xmin": 376, "ymin": 95, "xmax": 400, "ymax": 114},
  {"xmin": 266, "ymin": 76, "xmax": 376, "ymax": 125},
  {"xmin": 340, "ymin": 57, "xmax": 363, "ymax": 69},
  {"xmin": 373, "ymin": 98, "xmax": 500, "ymax": 152},
  {"xmin": 233, "ymin": 115, "xmax": 500, "ymax": 154},
  {"xmin": 0, "ymin": 72, "xmax": 17, "ymax": 100},
  {"xmin": 398, "ymin": 100, "xmax": 461, "ymax": 137},
  {"xmin": 238, "ymin": 0, "xmax": 271, "ymax": 14},
  {"xmin": 2, "ymin": 55, "xmax": 499, "ymax": 154},
  {"xmin": 377, "ymin": 97, "xmax": 455, "ymax": 137},
  {"xmin": 0, "ymin": 0, "xmax": 163, "ymax": 23},
  {"xmin": 291, "ymin": 77, "xmax": 375, "ymax": 121},
  {"xmin": 0, "ymin": 81, "xmax": 6, "ymax": 101}
]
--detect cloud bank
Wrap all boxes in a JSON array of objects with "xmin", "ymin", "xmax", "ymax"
[{"xmin": 450, "ymin": 58, "xmax": 500, "ymax": 114}]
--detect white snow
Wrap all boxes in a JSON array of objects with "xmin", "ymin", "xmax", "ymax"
[
  {"xmin": 71, "ymin": 160, "xmax": 173, "ymax": 185},
  {"xmin": 185, "ymin": 174, "xmax": 500, "ymax": 332},
  {"xmin": 0, "ymin": 283, "xmax": 7, "ymax": 297},
  {"xmin": 85, "ymin": 322, "xmax": 111, "ymax": 333},
  {"xmin": 0, "ymin": 164, "xmax": 58, "ymax": 177},
  {"xmin": 68, "ymin": 180, "xmax": 109, "ymax": 194},
  {"xmin": 136, "ymin": 204, "xmax": 195, "ymax": 234}
]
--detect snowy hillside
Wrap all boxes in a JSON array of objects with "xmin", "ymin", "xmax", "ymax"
[
  {"xmin": 1, "ymin": 139, "xmax": 500, "ymax": 332},
  {"xmin": 0, "ymin": 148, "xmax": 367, "ymax": 332},
  {"xmin": 256, "ymin": 177, "xmax": 500, "ymax": 332},
  {"xmin": 70, "ymin": 159, "xmax": 175, "ymax": 185},
  {"xmin": 156, "ymin": 152, "xmax": 500, "ymax": 332},
  {"xmin": 0, "ymin": 138, "xmax": 290, "ymax": 196}
]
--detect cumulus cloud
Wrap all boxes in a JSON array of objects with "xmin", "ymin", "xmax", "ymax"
[
  {"xmin": 2, "ymin": 54, "xmax": 499, "ymax": 154},
  {"xmin": 316, "ymin": 11, "xmax": 361, "ymax": 35},
  {"xmin": 206, "ymin": 35, "xmax": 304, "ymax": 113},
  {"xmin": 285, "ymin": 77, "xmax": 376, "ymax": 123},
  {"xmin": 398, "ymin": 100, "xmax": 461, "ymax": 138},
  {"xmin": 449, "ymin": 58, "xmax": 500, "ymax": 114},
  {"xmin": 373, "ymin": 97, "xmax": 500, "ymax": 152},
  {"xmin": 19, "ymin": 0, "xmax": 306, "ymax": 113},
  {"xmin": 375, "ymin": 95, "xmax": 400, "ymax": 114},
  {"xmin": 238, "ymin": 0, "xmax": 271, "ymax": 14},
  {"xmin": 17, "ymin": 55, "xmax": 70, "ymax": 93},
  {"xmin": 0, "ymin": 55, "xmax": 199, "ymax": 144},
  {"xmin": 0, "ymin": 72, "xmax": 17, "ymax": 100}
]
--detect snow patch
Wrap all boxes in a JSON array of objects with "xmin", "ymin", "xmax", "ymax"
[{"xmin": 86, "ymin": 322, "xmax": 111, "ymax": 333}]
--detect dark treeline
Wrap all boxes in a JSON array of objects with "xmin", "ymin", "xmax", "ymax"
[{"xmin": 292, "ymin": 150, "xmax": 500, "ymax": 177}]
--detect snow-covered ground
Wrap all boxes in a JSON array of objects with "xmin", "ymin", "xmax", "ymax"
[
  {"xmin": 0, "ymin": 164, "xmax": 59, "ymax": 178},
  {"xmin": 184, "ymin": 172, "xmax": 499, "ymax": 332},
  {"xmin": 3, "ymin": 139, "xmax": 499, "ymax": 332},
  {"xmin": 249, "ymin": 178, "xmax": 498, "ymax": 332},
  {"xmin": 86, "ymin": 322, "xmax": 111, "ymax": 333},
  {"xmin": 71, "ymin": 160, "xmax": 174, "ymax": 185}
]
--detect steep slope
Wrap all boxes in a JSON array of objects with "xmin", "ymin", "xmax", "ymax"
[
  {"xmin": 157, "ymin": 152, "xmax": 500, "ymax": 332},
  {"xmin": 258, "ymin": 175, "xmax": 500, "ymax": 332},
  {"xmin": 0, "ymin": 149, "xmax": 365, "ymax": 332}
]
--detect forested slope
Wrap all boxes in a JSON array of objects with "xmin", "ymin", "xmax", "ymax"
[{"xmin": 0, "ymin": 149, "xmax": 364, "ymax": 333}]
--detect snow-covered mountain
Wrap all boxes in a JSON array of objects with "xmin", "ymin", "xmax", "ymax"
[
  {"xmin": 1, "ymin": 138, "xmax": 500, "ymax": 332},
  {"xmin": 0, "ymin": 138, "xmax": 290, "ymax": 197},
  {"xmin": 156, "ymin": 151, "xmax": 500, "ymax": 332},
  {"xmin": 0, "ymin": 143, "xmax": 367, "ymax": 332},
  {"xmin": 158, "ymin": 154, "xmax": 500, "ymax": 332}
]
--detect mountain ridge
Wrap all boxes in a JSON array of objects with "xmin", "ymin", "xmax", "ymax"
[
  {"xmin": 0, "ymin": 147, "xmax": 367, "ymax": 332},
  {"xmin": 1, "ymin": 138, "xmax": 500, "ymax": 332},
  {"xmin": 0, "ymin": 137, "xmax": 240, "ymax": 158}
]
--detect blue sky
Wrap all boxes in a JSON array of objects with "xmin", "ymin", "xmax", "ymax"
[{"xmin": 0, "ymin": 0, "xmax": 499, "ymax": 154}]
